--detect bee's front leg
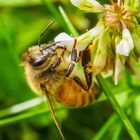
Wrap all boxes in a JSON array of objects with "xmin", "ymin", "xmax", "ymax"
[
  {"xmin": 65, "ymin": 48, "xmax": 77, "ymax": 77},
  {"xmin": 51, "ymin": 57, "xmax": 62, "ymax": 71},
  {"xmin": 50, "ymin": 45, "xmax": 66, "ymax": 71}
]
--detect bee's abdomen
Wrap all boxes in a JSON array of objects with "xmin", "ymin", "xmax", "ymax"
[{"xmin": 55, "ymin": 79, "xmax": 101, "ymax": 107}]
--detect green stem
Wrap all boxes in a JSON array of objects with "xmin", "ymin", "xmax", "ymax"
[
  {"xmin": 58, "ymin": 6, "xmax": 79, "ymax": 36},
  {"xmin": 112, "ymin": 123, "xmax": 122, "ymax": 140},
  {"xmin": 42, "ymin": 0, "xmax": 70, "ymax": 33},
  {"xmin": 92, "ymin": 92, "xmax": 137, "ymax": 140},
  {"xmin": 92, "ymin": 114, "xmax": 118, "ymax": 140},
  {"xmin": 96, "ymin": 74, "xmax": 140, "ymax": 140},
  {"xmin": 58, "ymin": 6, "xmax": 78, "ymax": 36},
  {"xmin": 0, "ymin": 97, "xmax": 45, "ymax": 118},
  {"xmin": 0, "ymin": 108, "xmax": 49, "ymax": 127},
  {"xmin": 0, "ymin": 106, "xmax": 64, "ymax": 127}
]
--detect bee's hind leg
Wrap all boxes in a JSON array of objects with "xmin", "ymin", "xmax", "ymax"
[
  {"xmin": 72, "ymin": 68, "xmax": 92, "ymax": 91},
  {"xmin": 73, "ymin": 46, "xmax": 92, "ymax": 91},
  {"xmin": 82, "ymin": 46, "xmax": 92, "ymax": 89},
  {"xmin": 72, "ymin": 75, "xmax": 90, "ymax": 91}
]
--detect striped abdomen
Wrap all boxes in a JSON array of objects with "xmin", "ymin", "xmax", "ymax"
[{"xmin": 55, "ymin": 79, "xmax": 101, "ymax": 107}]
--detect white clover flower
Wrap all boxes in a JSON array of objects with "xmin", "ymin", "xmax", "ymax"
[
  {"xmin": 92, "ymin": 51, "xmax": 107, "ymax": 74},
  {"xmin": 69, "ymin": 0, "xmax": 140, "ymax": 84},
  {"xmin": 76, "ymin": 22, "xmax": 105, "ymax": 51},
  {"xmin": 54, "ymin": 22, "xmax": 104, "ymax": 51},
  {"xmin": 92, "ymin": 30, "xmax": 110, "ymax": 74},
  {"xmin": 116, "ymin": 28, "xmax": 134, "ymax": 56},
  {"xmin": 70, "ymin": 0, "xmax": 104, "ymax": 13},
  {"xmin": 86, "ymin": 30, "xmax": 111, "ymax": 74}
]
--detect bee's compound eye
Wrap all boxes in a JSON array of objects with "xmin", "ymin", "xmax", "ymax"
[{"xmin": 30, "ymin": 56, "xmax": 46, "ymax": 67}]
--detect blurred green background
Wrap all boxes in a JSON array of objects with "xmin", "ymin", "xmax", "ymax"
[{"xmin": 0, "ymin": 0, "xmax": 140, "ymax": 140}]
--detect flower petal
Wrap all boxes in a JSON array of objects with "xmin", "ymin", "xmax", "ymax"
[
  {"xmin": 92, "ymin": 30, "xmax": 110, "ymax": 74},
  {"xmin": 70, "ymin": 0, "xmax": 104, "ymax": 13},
  {"xmin": 114, "ymin": 57, "xmax": 125, "ymax": 85},
  {"xmin": 116, "ymin": 39, "xmax": 130, "ymax": 56},
  {"xmin": 93, "ymin": 51, "xmax": 107, "ymax": 74},
  {"xmin": 123, "ymin": 28, "xmax": 134, "ymax": 50},
  {"xmin": 116, "ymin": 28, "xmax": 134, "ymax": 56},
  {"xmin": 76, "ymin": 22, "xmax": 104, "ymax": 51},
  {"xmin": 54, "ymin": 32, "xmax": 75, "ymax": 51}
]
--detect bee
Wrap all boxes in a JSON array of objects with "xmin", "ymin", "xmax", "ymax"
[
  {"xmin": 21, "ymin": 21, "xmax": 101, "ymax": 140},
  {"xmin": 22, "ymin": 44, "xmax": 101, "ymax": 105},
  {"xmin": 22, "ymin": 44, "xmax": 101, "ymax": 140}
]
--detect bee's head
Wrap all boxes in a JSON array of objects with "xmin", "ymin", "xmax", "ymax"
[{"xmin": 22, "ymin": 44, "xmax": 57, "ymax": 70}]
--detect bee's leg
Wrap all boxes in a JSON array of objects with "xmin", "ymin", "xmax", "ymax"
[
  {"xmin": 72, "ymin": 71, "xmax": 92, "ymax": 91},
  {"xmin": 65, "ymin": 39, "xmax": 77, "ymax": 77},
  {"xmin": 65, "ymin": 48, "xmax": 77, "ymax": 77},
  {"xmin": 51, "ymin": 57, "xmax": 62, "ymax": 71},
  {"xmin": 65, "ymin": 40, "xmax": 92, "ymax": 90},
  {"xmin": 73, "ymin": 46, "xmax": 92, "ymax": 91},
  {"xmin": 50, "ymin": 47, "xmax": 66, "ymax": 71},
  {"xmin": 73, "ymin": 76, "xmax": 89, "ymax": 91},
  {"xmin": 82, "ymin": 46, "xmax": 92, "ymax": 89},
  {"xmin": 72, "ymin": 69, "xmax": 92, "ymax": 91}
]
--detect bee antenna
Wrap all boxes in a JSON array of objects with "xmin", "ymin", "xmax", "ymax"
[
  {"xmin": 45, "ymin": 93, "xmax": 66, "ymax": 140},
  {"xmin": 38, "ymin": 20, "xmax": 55, "ymax": 48}
]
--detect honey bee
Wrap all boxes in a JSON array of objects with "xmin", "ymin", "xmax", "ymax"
[
  {"xmin": 21, "ymin": 21, "xmax": 101, "ymax": 140},
  {"xmin": 22, "ymin": 44, "xmax": 101, "ymax": 140}
]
